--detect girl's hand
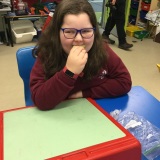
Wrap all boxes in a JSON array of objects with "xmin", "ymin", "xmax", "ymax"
[
  {"xmin": 66, "ymin": 46, "xmax": 88, "ymax": 75},
  {"xmin": 68, "ymin": 91, "xmax": 83, "ymax": 99}
]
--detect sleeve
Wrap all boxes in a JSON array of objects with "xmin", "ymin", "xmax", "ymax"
[
  {"xmin": 82, "ymin": 44, "xmax": 132, "ymax": 98},
  {"xmin": 30, "ymin": 57, "xmax": 77, "ymax": 110}
]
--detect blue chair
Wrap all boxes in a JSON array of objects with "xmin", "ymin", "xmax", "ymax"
[{"xmin": 16, "ymin": 46, "xmax": 36, "ymax": 106}]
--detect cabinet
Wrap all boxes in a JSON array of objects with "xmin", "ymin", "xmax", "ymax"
[{"xmin": 129, "ymin": 0, "xmax": 159, "ymax": 26}]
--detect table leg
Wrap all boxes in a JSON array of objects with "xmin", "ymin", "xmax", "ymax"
[
  {"xmin": 2, "ymin": 15, "xmax": 9, "ymax": 46},
  {"xmin": 6, "ymin": 18, "xmax": 14, "ymax": 47}
]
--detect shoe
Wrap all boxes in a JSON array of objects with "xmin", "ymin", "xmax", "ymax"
[
  {"xmin": 102, "ymin": 34, "xmax": 115, "ymax": 44},
  {"xmin": 119, "ymin": 42, "xmax": 133, "ymax": 50}
]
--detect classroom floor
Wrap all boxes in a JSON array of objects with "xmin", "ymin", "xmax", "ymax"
[{"xmin": 0, "ymin": 34, "xmax": 160, "ymax": 111}]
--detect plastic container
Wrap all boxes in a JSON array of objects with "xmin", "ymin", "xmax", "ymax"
[
  {"xmin": 129, "ymin": 15, "xmax": 136, "ymax": 25},
  {"xmin": 17, "ymin": 0, "xmax": 25, "ymax": 10},
  {"xmin": 11, "ymin": 20, "xmax": 37, "ymax": 43},
  {"xmin": 140, "ymin": 10, "xmax": 148, "ymax": 22},
  {"xmin": 130, "ymin": 8, "xmax": 138, "ymax": 16},
  {"xmin": 142, "ymin": 0, "xmax": 151, "ymax": 4},
  {"xmin": 134, "ymin": 30, "xmax": 149, "ymax": 39},
  {"xmin": 131, "ymin": 0, "xmax": 139, "ymax": 9},
  {"xmin": 126, "ymin": 25, "xmax": 144, "ymax": 37},
  {"xmin": 118, "ymin": 112, "xmax": 160, "ymax": 160},
  {"xmin": 12, "ymin": 27, "xmax": 37, "ymax": 43},
  {"xmin": 141, "ymin": 2, "xmax": 150, "ymax": 11}
]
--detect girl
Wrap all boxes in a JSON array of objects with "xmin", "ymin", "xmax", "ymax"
[{"xmin": 30, "ymin": 0, "xmax": 132, "ymax": 110}]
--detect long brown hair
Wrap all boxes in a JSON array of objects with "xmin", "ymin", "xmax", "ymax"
[{"xmin": 34, "ymin": 0, "xmax": 107, "ymax": 80}]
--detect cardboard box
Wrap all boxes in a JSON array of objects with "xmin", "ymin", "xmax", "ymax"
[{"xmin": 147, "ymin": 22, "xmax": 160, "ymax": 39}]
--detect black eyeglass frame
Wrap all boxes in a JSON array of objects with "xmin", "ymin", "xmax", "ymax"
[{"xmin": 60, "ymin": 27, "xmax": 96, "ymax": 39}]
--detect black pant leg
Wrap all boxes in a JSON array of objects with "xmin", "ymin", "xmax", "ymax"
[
  {"xmin": 115, "ymin": 15, "xmax": 126, "ymax": 45},
  {"xmin": 103, "ymin": 12, "xmax": 116, "ymax": 36},
  {"xmin": 114, "ymin": 1, "xmax": 126, "ymax": 45}
]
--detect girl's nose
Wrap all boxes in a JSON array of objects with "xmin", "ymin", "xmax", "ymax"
[{"xmin": 74, "ymin": 32, "xmax": 83, "ymax": 41}]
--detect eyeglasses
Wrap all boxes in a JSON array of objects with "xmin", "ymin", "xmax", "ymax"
[{"xmin": 61, "ymin": 28, "xmax": 96, "ymax": 39}]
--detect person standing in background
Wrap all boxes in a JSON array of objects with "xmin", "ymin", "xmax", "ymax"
[{"xmin": 102, "ymin": 0, "xmax": 133, "ymax": 50}]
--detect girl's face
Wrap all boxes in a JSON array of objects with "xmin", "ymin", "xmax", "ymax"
[{"xmin": 60, "ymin": 13, "xmax": 94, "ymax": 54}]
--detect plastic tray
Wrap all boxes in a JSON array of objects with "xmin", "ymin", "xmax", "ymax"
[
  {"xmin": 126, "ymin": 25, "xmax": 144, "ymax": 37},
  {"xmin": 134, "ymin": 30, "xmax": 149, "ymax": 39}
]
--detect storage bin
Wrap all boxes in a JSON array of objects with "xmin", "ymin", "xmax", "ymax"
[
  {"xmin": 11, "ymin": 20, "xmax": 37, "ymax": 43},
  {"xmin": 131, "ymin": 0, "xmax": 139, "ymax": 9},
  {"xmin": 130, "ymin": 8, "xmax": 138, "ymax": 16},
  {"xmin": 140, "ymin": 10, "xmax": 148, "ymax": 21},
  {"xmin": 142, "ymin": 0, "xmax": 151, "ymax": 3},
  {"xmin": 129, "ymin": 15, "xmax": 136, "ymax": 25},
  {"xmin": 141, "ymin": 2, "xmax": 150, "ymax": 11},
  {"xmin": 12, "ymin": 27, "xmax": 37, "ymax": 43},
  {"xmin": 126, "ymin": 25, "xmax": 144, "ymax": 37},
  {"xmin": 134, "ymin": 30, "xmax": 149, "ymax": 39}
]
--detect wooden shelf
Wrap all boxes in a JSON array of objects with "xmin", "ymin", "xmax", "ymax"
[{"xmin": 133, "ymin": 0, "xmax": 159, "ymax": 26}]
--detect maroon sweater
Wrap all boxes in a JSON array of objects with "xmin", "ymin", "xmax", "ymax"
[{"xmin": 30, "ymin": 45, "xmax": 132, "ymax": 110}]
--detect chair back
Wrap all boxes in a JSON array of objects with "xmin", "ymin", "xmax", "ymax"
[{"xmin": 16, "ymin": 46, "xmax": 36, "ymax": 106}]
